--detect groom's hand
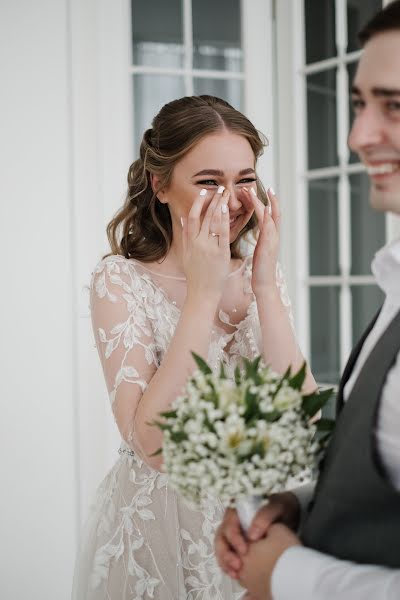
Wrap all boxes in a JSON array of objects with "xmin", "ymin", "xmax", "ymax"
[
  {"xmin": 247, "ymin": 491, "xmax": 300, "ymax": 542},
  {"xmin": 238, "ymin": 523, "xmax": 302, "ymax": 600},
  {"xmin": 215, "ymin": 492, "xmax": 301, "ymax": 579}
]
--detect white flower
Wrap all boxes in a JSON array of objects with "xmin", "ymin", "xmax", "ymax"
[{"xmin": 273, "ymin": 386, "xmax": 302, "ymax": 411}]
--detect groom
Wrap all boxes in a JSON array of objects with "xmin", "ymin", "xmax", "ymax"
[{"xmin": 215, "ymin": 2, "xmax": 400, "ymax": 598}]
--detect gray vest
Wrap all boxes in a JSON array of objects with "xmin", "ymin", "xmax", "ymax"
[{"xmin": 301, "ymin": 308, "xmax": 400, "ymax": 568}]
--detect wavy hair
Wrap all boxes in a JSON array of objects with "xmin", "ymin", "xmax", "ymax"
[{"xmin": 107, "ymin": 95, "xmax": 268, "ymax": 261}]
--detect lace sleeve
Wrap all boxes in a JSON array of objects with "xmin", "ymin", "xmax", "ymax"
[{"xmin": 90, "ymin": 257, "xmax": 158, "ymax": 451}]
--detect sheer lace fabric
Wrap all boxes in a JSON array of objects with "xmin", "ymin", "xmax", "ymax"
[{"xmin": 72, "ymin": 254, "xmax": 293, "ymax": 599}]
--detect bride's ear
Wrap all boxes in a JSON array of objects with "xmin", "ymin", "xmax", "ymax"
[{"xmin": 150, "ymin": 174, "xmax": 168, "ymax": 204}]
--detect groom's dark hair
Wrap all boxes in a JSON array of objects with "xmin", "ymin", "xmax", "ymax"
[{"xmin": 359, "ymin": 0, "xmax": 400, "ymax": 46}]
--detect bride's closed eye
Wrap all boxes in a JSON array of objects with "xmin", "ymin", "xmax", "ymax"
[{"xmin": 196, "ymin": 178, "xmax": 257, "ymax": 186}]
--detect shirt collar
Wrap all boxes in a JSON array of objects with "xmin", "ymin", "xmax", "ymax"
[{"xmin": 371, "ymin": 237, "xmax": 400, "ymax": 301}]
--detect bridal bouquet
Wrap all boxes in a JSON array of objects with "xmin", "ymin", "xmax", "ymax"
[{"xmin": 152, "ymin": 355, "xmax": 334, "ymax": 523}]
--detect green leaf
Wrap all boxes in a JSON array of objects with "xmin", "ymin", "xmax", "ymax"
[
  {"xmin": 148, "ymin": 447, "xmax": 163, "ymax": 457},
  {"xmin": 170, "ymin": 431, "xmax": 188, "ymax": 443},
  {"xmin": 263, "ymin": 409, "xmax": 281, "ymax": 422},
  {"xmin": 289, "ymin": 362, "xmax": 307, "ymax": 391},
  {"xmin": 159, "ymin": 409, "xmax": 178, "ymax": 419},
  {"xmin": 219, "ymin": 362, "xmax": 226, "ymax": 379},
  {"xmin": 315, "ymin": 418, "xmax": 335, "ymax": 432},
  {"xmin": 243, "ymin": 356, "xmax": 262, "ymax": 381},
  {"xmin": 150, "ymin": 419, "xmax": 173, "ymax": 433},
  {"xmin": 191, "ymin": 351, "xmax": 212, "ymax": 375},
  {"xmin": 302, "ymin": 388, "xmax": 334, "ymax": 417},
  {"xmin": 243, "ymin": 387, "xmax": 259, "ymax": 421},
  {"xmin": 234, "ymin": 366, "xmax": 241, "ymax": 386}
]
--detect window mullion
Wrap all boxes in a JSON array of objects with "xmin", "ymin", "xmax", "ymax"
[
  {"xmin": 336, "ymin": 0, "xmax": 352, "ymax": 370},
  {"xmin": 183, "ymin": 0, "xmax": 193, "ymax": 95},
  {"xmin": 293, "ymin": 0, "xmax": 310, "ymax": 358}
]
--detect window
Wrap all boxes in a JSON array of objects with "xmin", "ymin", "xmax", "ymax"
[
  {"xmin": 130, "ymin": 0, "xmax": 244, "ymax": 152},
  {"xmin": 295, "ymin": 0, "xmax": 386, "ymax": 385}
]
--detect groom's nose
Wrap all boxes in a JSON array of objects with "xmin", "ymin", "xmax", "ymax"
[{"xmin": 348, "ymin": 105, "xmax": 386, "ymax": 154}]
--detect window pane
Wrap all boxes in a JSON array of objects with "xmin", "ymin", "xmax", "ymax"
[
  {"xmin": 308, "ymin": 178, "xmax": 340, "ymax": 276},
  {"xmin": 131, "ymin": 0, "xmax": 184, "ymax": 67},
  {"xmin": 305, "ymin": 0, "xmax": 336, "ymax": 64},
  {"xmin": 307, "ymin": 69, "xmax": 338, "ymax": 169},
  {"xmin": 347, "ymin": 60, "xmax": 359, "ymax": 164},
  {"xmin": 192, "ymin": 0, "xmax": 242, "ymax": 71},
  {"xmin": 347, "ymin": 0, "xmax": 382, "ymax": 54},
  {"xmin": 349, "ymin": 173, "xmax": 386, "ymax": 275},
  {"xmin": 133, "ymin": 75, "xmax": 185, "ymax": 151},
  {"xmin": 310, "ymin": 286, "xmax": 341, "ymax": 384},
  {"xmin": 351, "ymin": 285, "xmax": 384, "ymax": 345},
  {"xmin": 193, "ymin": 78, "xmax": 243, "ymax": 111}
]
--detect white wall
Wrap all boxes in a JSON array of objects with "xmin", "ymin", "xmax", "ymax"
[{"xmin": 0, "ymin": 0, "xmax": 120, "ymax": 598}]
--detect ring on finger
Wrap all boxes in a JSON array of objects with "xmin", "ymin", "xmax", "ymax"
[{"xmin": 210, "ymin": 232, "xmax": 220, "ymax": 237}]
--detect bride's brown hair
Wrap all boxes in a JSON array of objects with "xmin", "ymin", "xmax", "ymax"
[{"xmin": 107, "ymin": 95, "xmax": 268, "ymax": 261}]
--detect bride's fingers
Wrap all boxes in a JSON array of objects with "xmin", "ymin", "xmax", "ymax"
[
  {"xmin": 200, "ymin": 185, "xmax": 225, "ymax": 235},
  {"xmin": 243, "ymin": 187, "xmax": 265, "ymax": 225},
  {"xmin": 207, "ymin": 188, "xmax": 230, "ymax": 238},
  {"xmin": 187, "ymin": 189, "xmax": 208, "ymax": 239},
  {"xmin": 218, "ymin": 191, "xmax": 230, "ymax": 248},
  {"xmin": 267, "ymin": 188, "xmax": 281, "ymax": 232}
]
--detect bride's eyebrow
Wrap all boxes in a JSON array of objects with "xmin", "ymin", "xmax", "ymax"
[{"xmin": 192, "ymin": 168, "xmax": 256, "ymax": 177}]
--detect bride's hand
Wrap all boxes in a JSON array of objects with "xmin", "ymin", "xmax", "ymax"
[
  {"xmin": 181, "ymin": 187, "xmax": 231, "ymax": 303},
  {"xmin": 242, "ymin": 186, "xmax": 280, "ymax": 295}
]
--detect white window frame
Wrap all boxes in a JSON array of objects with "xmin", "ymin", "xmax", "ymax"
[{"xmin": 276, "ymin": 0, "xmax": 400, "ymax": 382}]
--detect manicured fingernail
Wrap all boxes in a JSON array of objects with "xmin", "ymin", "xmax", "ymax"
[
  {"xmin": 217, "ymin": 185, "xmax": 225, "ymax": 194},
  {"xmin": 180, "ymin": 217, "xmax": 184, "ymax": 227},
  {"xmin": 221, "ymin": 204, "xmax": 227, "ymax": 213},
  {"xmin": 268, "ymin": 186, "xmax": 275, "ymax": 195},
  {"xmin": 251, "ymin": 187, "xmax": 257, "ymax": 196},
  {"xmin": 200, "ymin": 188, "xmax": 207, "ymax": 196}
]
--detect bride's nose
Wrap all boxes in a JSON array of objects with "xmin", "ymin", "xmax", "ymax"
[{"xmin": 227, "ymin": 188, "xmax": 243, "ymax": 211}]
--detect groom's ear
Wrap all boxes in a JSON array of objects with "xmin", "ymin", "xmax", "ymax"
[{"xmin": 150, "ymin": 174, "xmax": 168, "ymax": 204}]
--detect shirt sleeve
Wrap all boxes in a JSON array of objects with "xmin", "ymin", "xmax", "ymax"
[
  {"xmin": 271, "ymin": 546, "xmax": 400, "ymax": 600},
  {"xmin": 90, "ymin": 257, "xmax": 159, "ymax": 456}
]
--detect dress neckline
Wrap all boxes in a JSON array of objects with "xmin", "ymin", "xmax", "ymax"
[{"xmin": 128, "ymin": 255, "xmax": 251, "ymax": 281}]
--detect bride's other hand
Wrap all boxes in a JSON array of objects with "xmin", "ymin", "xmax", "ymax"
[
  {"xmin": 181, "ymin": 187, "xmax": 231, "ymax": 302},
  {"xmin": 242, "ymin": 186, "xmax": 280, "ymax": 295}
]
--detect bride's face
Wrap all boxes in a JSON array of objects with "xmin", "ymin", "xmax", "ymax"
[{"xmin": 159, "ymin": 130, "xmax": 257, "ymax": 242}]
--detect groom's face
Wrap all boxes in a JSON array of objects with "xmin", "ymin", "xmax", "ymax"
[{"xmin": 348, "ymin": 30, "xmax": 400, "ymax": 214}]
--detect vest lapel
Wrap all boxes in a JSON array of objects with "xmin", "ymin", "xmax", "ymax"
[{"xmin": 335, "ymin": 308, "xmax": 381, "ymax": 415}]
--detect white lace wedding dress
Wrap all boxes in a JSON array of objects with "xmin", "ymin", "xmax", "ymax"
[{"xmin": 72, "ymin": 254, "xmax": 292, "ymax": 600}]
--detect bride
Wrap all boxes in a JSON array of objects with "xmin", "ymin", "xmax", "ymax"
[{"xmin": 72, "ymin": 94, "xmax": 315, "ymax": 599}]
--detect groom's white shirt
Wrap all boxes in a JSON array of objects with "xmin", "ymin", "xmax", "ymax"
[{"xmin": 271, "ymin": 238, "xmax": 400, "ymax": 600}]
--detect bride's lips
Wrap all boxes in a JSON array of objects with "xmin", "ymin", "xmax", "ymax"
[{"xmin": 229, "ymin": 213, "xmax": 243, "ymax": 229}]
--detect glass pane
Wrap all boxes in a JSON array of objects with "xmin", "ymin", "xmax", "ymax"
[
  {"xmin": 305, "ymin": 0, "xmax": 336, "ymax": 64},
  {"xmin": 193, "ymin": 78, "xmax": 243, "ymax": 111},
  {"xmin": 347, "ymin": 60, "xmax": 360, "ymax": 164},
  {"xmin": 131, "ymin": 0, "xmax": 184, "ymax": 68},
  {"xmin": 133, "ymin": 75, "xmax": 185, "ymax": 151},
  {"xmin": 308, "ymin": 178, "xmax": 340, "ymax": 276},
  {"xmin": 351, "ymin": 285, "xmax": 384, "ymax": 345},
  {"xmin": 349, "ymin": 173, "xmax": 386, "ymax": 274},
  {"xmin": 310, "ymin": 286, "xmax": 341, "ymax": 384},
  {"xmin": 307, "ymin": 69, "xmax": 338, "ymax": 169},
  {"xmin": 192, "ymin": 0, "xmax": 242, "ymax": 72},
  {"xmin": 347, "ymin": 0, "xmax": 382, "ymax": 54}
]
